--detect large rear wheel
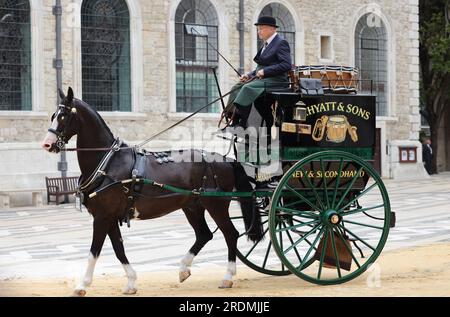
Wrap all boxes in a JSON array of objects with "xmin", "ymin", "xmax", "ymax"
[{"xmin": 269, "ymin": 150, "xmax": 391, "ymax": 285}]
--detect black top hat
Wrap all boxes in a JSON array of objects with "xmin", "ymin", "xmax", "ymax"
[{"xmin": 254, "ymin": 16, "xmax": 279, "ymax": 28}]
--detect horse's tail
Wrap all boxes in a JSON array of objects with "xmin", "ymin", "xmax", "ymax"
[{"xmin": 232, "ymin": 162, "xmax": 264, "ymax": 243}]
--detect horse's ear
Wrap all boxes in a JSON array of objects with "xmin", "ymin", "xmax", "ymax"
[
  {"xmin": 58, "ymin": 88, "xmax": 65, "ymax": 101},
  {"xmin": 67, "ymin": 87, "xmax": 74, "ymax": 102}
]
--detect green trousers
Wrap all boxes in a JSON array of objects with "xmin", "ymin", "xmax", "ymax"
[{"xmin": 227, "ymin": 75, "xmax": 289, "ymax": 107}]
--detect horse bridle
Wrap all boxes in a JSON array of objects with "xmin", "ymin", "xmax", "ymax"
[{"xmin": 48, "ymin": 104, "xmax": 77, "ymax": 150}]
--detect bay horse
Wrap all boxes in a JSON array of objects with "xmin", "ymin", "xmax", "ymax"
[{"xmin": 41, "ymin": 87, "xmax": 263, "ymax": 296}]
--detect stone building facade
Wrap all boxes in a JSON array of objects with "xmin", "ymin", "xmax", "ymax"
[{"xmin": 0, "ymin": 0, "xmax": 426, "ymax": 206}]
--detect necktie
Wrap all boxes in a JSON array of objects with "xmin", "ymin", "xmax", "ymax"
[{"xmin": 262, "ymin": 42, "xmax": 268, "ymax": 54}]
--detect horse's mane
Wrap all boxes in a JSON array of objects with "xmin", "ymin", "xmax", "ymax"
[{"xmin": 74, "ymin": 98, "xmax": 115, "ymax": 140}]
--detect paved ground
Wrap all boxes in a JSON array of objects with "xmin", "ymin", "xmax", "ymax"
[{"xmin": 1, "ymin": 172, "xmax": 450, "ymax": 281}]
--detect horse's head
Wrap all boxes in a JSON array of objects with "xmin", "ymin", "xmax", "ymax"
[{"xmin": 42, "ymin": 87, "xmax": 79, "ymax": 153}]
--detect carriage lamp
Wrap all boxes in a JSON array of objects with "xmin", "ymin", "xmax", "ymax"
[{"xmin": 293, "ymin": 101, "xmax": 307, "ymax": 122}]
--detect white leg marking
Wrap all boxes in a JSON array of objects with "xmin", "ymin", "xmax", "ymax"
[
  {"xmin": 220, "ymin": 261, "xmax": 236, "ymax": 289},
  {"xmin": 122, "ymin": 264, "xmax": 137, "ymax": 295},
  {"xmin": 74, "ymin": 252, "xmax": 97, "ymax": 295},
  {"xmin": 223, "ymin": 261, "xmax": 236, "ymax": 281},
  {"xmin": 179, "ymin": 252, "xmax": 195, "ymax": 283}
]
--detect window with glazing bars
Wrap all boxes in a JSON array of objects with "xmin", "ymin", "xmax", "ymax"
[
  {"xmin": 81, "ymin": 0, "xmax": 131, "ymax": 112},
  {"xmin": 0, "ymin": 0, "xmax": 31, "ymax": 111},
  {"xmin": 258, "ymin": 3, "xmax": 296, "ymax": 64},
  {"xmin": 175, "ymin": 0, "xmax": 219, "ymax": 113},
  {"xmin": 355, "ymin": 13, "xmax": 388, "ymax": 117}
]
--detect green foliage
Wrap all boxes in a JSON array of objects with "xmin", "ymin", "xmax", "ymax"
[
  {"xmin": 421, "ymin": 11, "xmax": 450, "ymax": 74},
  {"xmin": 420, "ymin": 0, "xmax": 450, "ymax": 117}
]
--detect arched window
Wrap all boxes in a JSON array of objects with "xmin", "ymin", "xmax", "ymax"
[
  {"xmin": 355, "ymin": 13, "xmax": 388, "ymax": 116},
  {"xmin": 258, "ymin": 3, "xmax": 295, "ymax": 64},
  {"xmin": 0, "ymin": 0, "xmax": 31, "ymax": 111},
  {"xmin": 81, "ymin": 0, "xmax": 131, "ymax": 112},
  {"xmin": 175, "ymin": 0, "xmax": 219, "ymax": 113}
]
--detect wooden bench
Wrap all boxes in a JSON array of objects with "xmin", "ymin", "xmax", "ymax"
[
  {"xmin": 0, "ymin": 188, "xmax": 46, "ymax": 209},
  {"xmin": 45, "ymin": 176, "xmax": 79, "ymax": 205}
]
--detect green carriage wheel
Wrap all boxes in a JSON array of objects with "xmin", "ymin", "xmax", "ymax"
[
  {"xmin": 232, "ymin": 209, "xmax": 292, "ymax": 276},
  {"xmin": 269, "ymin": 150, "xmax": 391, "ymax": 285}
]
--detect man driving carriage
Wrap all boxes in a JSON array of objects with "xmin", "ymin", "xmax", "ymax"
[{"xmin": 225, "ymin": 16, "xmax": 292, "ymax": 129}]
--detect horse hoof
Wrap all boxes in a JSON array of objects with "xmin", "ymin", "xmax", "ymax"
[
  {"xmin": 179, "ymin": 270, "xmax": 191, "ymax": 283},
  {"xmin": 218, "ymin": 280, "xmax": 233, "ymax": 289},
  {"xmin": 123, "ymin": 287, "xmax": 137, "ymax": 295},
  {"xmin": 72, "ymin": 289, "xmax": 86, "ymax": 297}
]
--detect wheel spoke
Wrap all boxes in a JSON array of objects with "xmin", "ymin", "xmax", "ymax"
[
  {"xmin": 343, "ymin": 219, "xmax": 384, "ymax": 230},
  {"xmin": 319, "ymin": 158, "xmax": 330, "ymax": 209},
  {"xmin": 334, "ymin": 166, "xmax": 364, "ymax": 210},
  {"xmin": 276, "ymin": 206, "xmax": 319, "ymax": 219},
  {"xmin": 317, "ymin": 229, "xmax": 329, "ymax": 279},
  {"xmin": 262, "ymin": 240, "xmax": 272, "ymax": 269},
  {"xmin": 331, "ymin": 158, "xmax": 345, "ymax": 208},
  {"xmin": 338, "ymin": 224, "xmax": 376, "ymax": 251},
  {"xmin": 283, "ymin": 199, "xmax": 308, "ymax": 209},
  {"xmin": 284, "ymin": 184, "xmax": 322, "ymax": 212},
  {"xmin": 281, "ymin": 222, "xmax": 303, "ymax": 263},
  {"xmin": 338, "ymin": 182, "xmax": 377, "ymax": 213},
  {"xmin": 283, "ymin": 224, "xmax": 321, "ymax": 254},
  {"xmin": 335, "ymin": 226, "xmax": 361, "ymax": 268},
  {"xmin": 298, "ymin": 166, "xmax": 326, "ymax": 211},
  {"xmin": 275, "ymin": 219, "xmax": 320, "ymax": 232},
  {"xmin": 329, "ymin": 229, "xmax": 342, "ymax": 278},
  {"xmin": 343, "ymin": 204, "xmax": 385, "ymax": 217},
  {"xmin": 297, "ymin": 226, "xmax": 325, "ymax": 271}
]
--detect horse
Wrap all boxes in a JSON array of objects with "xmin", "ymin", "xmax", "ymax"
[{"xmin": 41, "ymin": 87, "xmax": 263, "ymax": 296}]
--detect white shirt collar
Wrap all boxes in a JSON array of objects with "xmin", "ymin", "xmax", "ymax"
[{"xmin": 265, "ymin": 32, "xmax": 278, "ymax": 46}]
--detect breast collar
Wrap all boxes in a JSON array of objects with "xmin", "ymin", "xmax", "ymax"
[{"xmin": 78, "ymin": 138, "xmax": 123, "ymax": 193}]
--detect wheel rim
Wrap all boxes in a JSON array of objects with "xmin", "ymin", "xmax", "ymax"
[
  {"xmin": 269, "ymin": 150, "xmax": 391, "ymax": 285},
  {"xmin": 231, "ymin": 207, "xmax": 292, "ymax": 276}
]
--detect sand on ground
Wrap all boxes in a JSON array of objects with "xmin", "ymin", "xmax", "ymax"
[{"xmin": 1, "ymin": 243, "xmax": 450, "ymax": 297}]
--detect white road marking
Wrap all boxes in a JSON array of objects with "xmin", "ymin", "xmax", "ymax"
[
  {"xmin": 56, "ymin": 245, "xmax": 79, "ymax": 254},
  {"xmin": 32, "ymin": 226, "xmax": 48, "ymax": 232},
  {"xmin": 9, "ymin": 251, "xmax": 32, "ymax": 260},
  {"xmin": 0, "ymin": 230, "xmax": 10, "ymax": 237}
]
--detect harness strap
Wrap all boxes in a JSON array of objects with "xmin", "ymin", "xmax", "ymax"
[{"xmin": 120, "ymin": 149, "xmax": 148, "ymax": 227}]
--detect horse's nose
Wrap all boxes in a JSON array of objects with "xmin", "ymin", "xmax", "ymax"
[{"xmin": 42, "ymin": 142, "xmax": 52, "ymax": 151}]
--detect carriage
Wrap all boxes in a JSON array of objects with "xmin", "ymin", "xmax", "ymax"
[
  {"xmin": 44, "ymin": 65, "xmax": 395, "ymax": 296},
  {"xmin": 216, "ymin": 65, "xmax": 395, "ymax": 285},
  {"xmin": 138, "ymin": 65, "xmax": 396, "ymax": 285}
]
